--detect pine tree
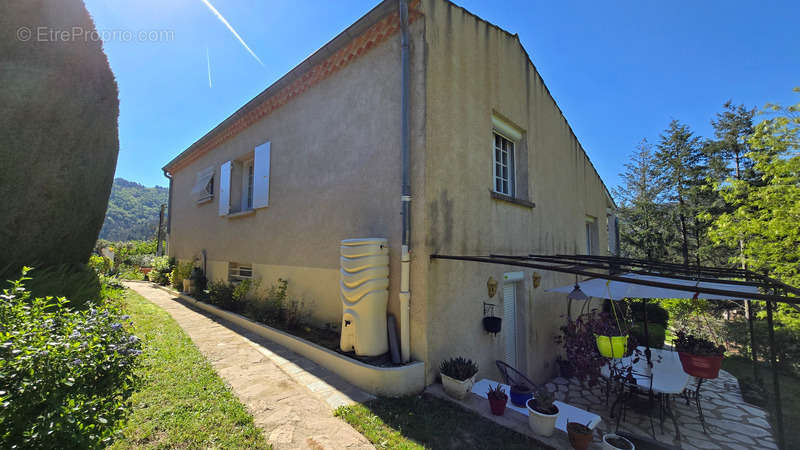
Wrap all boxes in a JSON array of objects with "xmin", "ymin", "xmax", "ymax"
[
  {"xmin": 655, "ymin": 120, "xmax": 706, "ymax": 266},
  {"xmin": 613, "ymin": 139, "xmax": 672, "ymax": 261}
]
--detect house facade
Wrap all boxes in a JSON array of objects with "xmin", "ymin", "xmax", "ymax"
[{"xmin": 163, "ymin": 0, "xmax": 615, "ymax": 385}]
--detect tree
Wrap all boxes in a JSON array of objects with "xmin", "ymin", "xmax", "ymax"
[
  {"xmin": 0, "ymin": 0, "xmax": 120, "ymax": 273},
  {"xmin": 709, "ymin": 89, "xmax": 800, "ymax": 346},
  {"xmin": 613, "ymin": 139, "xmax": 672, "ymax": 261},
  {"xmin": 655, "ymin": 120, "xmax": 706, "ymax": 266}
]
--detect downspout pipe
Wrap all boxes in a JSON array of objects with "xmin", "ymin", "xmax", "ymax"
[
  {"xmin": 398, "ymin": 0, "xmax": 412, "ymax": 363},
  {"xmin": 162, "ymin": 169, "xmax": 173, "ymax": 255}
]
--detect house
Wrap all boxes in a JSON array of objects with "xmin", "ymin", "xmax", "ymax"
[{"xmin": 162, "ymin": 0, "xmax": 616, "ymax": 387}]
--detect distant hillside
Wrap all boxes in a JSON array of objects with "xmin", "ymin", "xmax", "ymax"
[{"xmin": 99, "ymin": 178, "xmax": 168, "ymax": 241}]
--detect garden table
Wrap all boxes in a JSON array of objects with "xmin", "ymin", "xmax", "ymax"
[
  {"xmin": 471, "ymin": 378, "xmax": 602, "ymax": 433},
  {"xmin": 601, "ymin": 347, "xmax": 690, "ymax": 440}
]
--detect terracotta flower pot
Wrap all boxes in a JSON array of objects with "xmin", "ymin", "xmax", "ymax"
[
  {"xmin": 567, "ymin": 422, "xmax": 593, "ymax": 450},
  {"xmin": 488, "ymin": 394, "xmax": 507, "ymax": 415},
  {"xmin": 678, "ymin": 352, "xmax": 723, "ymax": 379}
]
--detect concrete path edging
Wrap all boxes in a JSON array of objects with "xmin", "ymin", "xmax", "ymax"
[
  {"xmin": 125, "ymin": 281, "xmax": 375, "ymax": 450},
  {"xmin": 150, "ymin": 282, "xmax": 425, "ymax": 397}
]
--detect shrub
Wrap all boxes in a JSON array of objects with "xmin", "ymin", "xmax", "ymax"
[
  {"xmin": 147, "ymin": 256, "xmax": 172, "ymax": 285},
  {"xmin": 88, "ymin": 255, "xmax": 113, "ymax": 275},
  {"xmin": 24, "ymin": 264, "xmax": 101, "ymax": 310},
  {"xmin": 439, "ymin": 357, "xmax": 479, "ymax": 381},
  {"xmin": 628, "ymin": 301, "xmax": 669, "ymax": 328},
  {"xmin": 630, "ymin": 323, "xmax": 666, "ymax": 349},
  {"xmin": 0, "ymin": 268, "xmax": 141, "ymax": 448},
  {"xmin": 117, "ymin": 264, "xmax": 144, "ymax": 281},
  {"xmin": 207, "ymin": 280, "xmax": 235, "ymax": 310},
  {"xmin": 170, "ymin": 261, "xmax": 194, "ymax": 290}
]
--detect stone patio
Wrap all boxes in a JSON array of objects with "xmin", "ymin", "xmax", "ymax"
[{"xmin": 549, "ymin": 370, "xmax": 778, "ymax": 450}]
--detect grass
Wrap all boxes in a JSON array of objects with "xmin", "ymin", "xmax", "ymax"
[
  {"xmin": 109, "ymin": 289, "xmax": 270, "ymax": 449},
  {"xmin": 334, "ymin": 394, "xmax": 552, "ymax": 449},
  {"xmin": 723, "ymin": 355, "xmax": 799, "ymax": 450}
]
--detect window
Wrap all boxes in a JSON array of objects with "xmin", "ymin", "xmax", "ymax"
[
  {"xmin": 228, "ymin": 262, "xmax": 253, "ymax": 282},
  {"xmin": 493, "ymin": 132, "xmax": 515, "ymax": 196},
  {"xmin": 191, "ymin": 166, "xmax": 215, "ymax": 203},
  {"xmin": 586, "ymin": 216, "xmax": 599, "ymax": 255},
  {"xmin": 218, "ymin": 142, "xmax": 271, "ymax": 216}
]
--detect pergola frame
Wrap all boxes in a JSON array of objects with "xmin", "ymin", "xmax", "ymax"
[{"xmin": 430, "ymin": 252, "xmax": 796, "ymax": 449}]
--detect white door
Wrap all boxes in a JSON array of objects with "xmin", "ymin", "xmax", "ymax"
[{"xmin": 503, "ymin": 282, "xmax": 517, "ymax": 368}]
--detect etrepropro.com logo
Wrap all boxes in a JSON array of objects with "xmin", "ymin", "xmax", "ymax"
[{"xmin": 16, "ymin": 26, "xmax": 174, "ymax": 43}]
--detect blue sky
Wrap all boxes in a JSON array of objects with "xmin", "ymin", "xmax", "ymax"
[{"xmin": 84, "ymin": 0, "xmax": 800, "ymax": 190}]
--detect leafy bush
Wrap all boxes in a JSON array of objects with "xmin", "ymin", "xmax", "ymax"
[
  {"xmin": 117, "ymin": 264, "xmax": 144, "ymax": 281},
  {"xmin": 128, "ymin": 253, "xmax": 155, "ymax": 268},
  {"xmin": 0, "ymin": 268, "xmax": 141, "ymax": 448},
  {"xmin": 439, "ymin": 357, "xmax": 479, "ymax": 381},
  {"xmin": 24, "ymin": 264, "xmax": 101, "ymax": 310},
  {"xmin": 630, "ymin": 323, "xmax": 666, "ymax": 349},
  {"xmin": 629, "ymin": 301, "xmax": 669, "ymax": 327},
  {"xmin": 88, "ymin": 255, "xmax": 113, "ymax": 275},
  {"xmin": 170, "ymin": 261, "xmax": 194, "ymax": 290},
  {"xmin": 206, "ymin": 280, "xmax": 235, "ymax": 310},
  {"xmin": 146, "ymin": 256, "xmax": 172, "ymax": 285}
]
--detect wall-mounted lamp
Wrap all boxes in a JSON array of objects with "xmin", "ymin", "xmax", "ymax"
[
  {"xmin": 487, "ymin": 276, "xmax": 498, "ymax": 298},
  {"xmin": 532, "ymin": 272, "xmax": 541, "ymax": 288}
]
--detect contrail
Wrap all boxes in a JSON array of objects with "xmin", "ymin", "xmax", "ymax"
[
  {"xmin": 200, "ymin": 0, "xmax": 264, "ymax": 66},
  {"xmin": 206, "ymin": 47, "xmax": 212, "ymax": 88}
]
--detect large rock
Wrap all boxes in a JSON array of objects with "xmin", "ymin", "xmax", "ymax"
[{"xmin": 0, "ymin": 0, "xmax": 119, "ymax": 272}]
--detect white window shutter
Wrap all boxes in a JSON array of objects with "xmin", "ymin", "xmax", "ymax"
[
  {"xmin": 219, "ymin": 161, "xmax": 232, "ymax": 216},
  {"xmin": 253, "ymin": 142, "xmax": 270, "ymax": 209}
]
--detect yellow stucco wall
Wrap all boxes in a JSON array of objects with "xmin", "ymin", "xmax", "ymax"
[
  {"xmin": 420, "ymin": 0, "xmax": 613, "ymax": 384},
  {"xmin": 167, "ymin": 0, "xmax": 614, "ymax": 386},
  {"xmin": 167, "ymin": 15, "xmax": 429, "ymax": 362}
]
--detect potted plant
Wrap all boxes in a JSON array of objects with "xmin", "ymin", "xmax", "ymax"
[
  {"xmin": 593, "ymin": 306, "xmax": 628, "ymax": 358},
  {"xmin": 439, "ymin": 357, "xmax": 478, "ymax": 400},
  {"xmin": 602, "ymin": 433, "xmax": 634, "ymax": 450},
  {"xmin": 526, "ymin": 388, "xmax": 559, "ymax": 437},
  {"xmin": 567, "ymin": 422, "xmax": 593, "ymax": 450},
  {"xmin": 509, "ymin": 383, "xmax": 533, "ymax": 407},
  {"xmin": 555, "ymin": 310, "xmax": 622, "ymax": 387},
  {"xmin": 486, "ymin": 383, "xmax": 508, "ymax": 416},
  {"xmin": 674, "ymin": 330, "xmax": 725, "ymax": 379}
]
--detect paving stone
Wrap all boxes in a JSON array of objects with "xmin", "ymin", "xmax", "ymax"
[
  {"xmin": 553, "ymin": 376, "xmax": 568, "ymax": 385},
  {"xmin": 746, "ymin": 416, "xmax": 771, "ymax": 429},
  {"xmin": 126, "ymin": 282, "xmax": 374, "ymax": 450},
  {"xmin": 545, "ymin": 382, "xmax": 557, "ymax": 392}
]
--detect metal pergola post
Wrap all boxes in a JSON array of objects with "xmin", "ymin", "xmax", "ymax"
[{"xmin": 766, "ymin": 298, "xmax": 785, "ymax": 450}]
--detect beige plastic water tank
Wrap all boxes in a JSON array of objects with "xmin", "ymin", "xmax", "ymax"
[{"xmin": 339, "ymin": 238, "xmax": 389, "ymax": 356}]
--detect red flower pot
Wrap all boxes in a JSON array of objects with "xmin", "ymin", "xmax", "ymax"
[
  {"xmin": 488, "ymin": 395, "xmax": 507, "ymax": 416},
  {"xmin": 678, "ymin": 352, "xmax": 723, "ymax": 379}
]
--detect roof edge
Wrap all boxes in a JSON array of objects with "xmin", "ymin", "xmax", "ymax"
[{"xmin": 163, "ymin": 0, "xmax": 400, "ymax": 174}]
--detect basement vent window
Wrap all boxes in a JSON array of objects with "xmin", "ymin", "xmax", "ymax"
[
  {"xmin": 191, "ymin": 166, "xmax": 215, "ymax": 204},
  {"xmin": 228, "ymin": 262, "xmax": 253, "ymax": 282}
]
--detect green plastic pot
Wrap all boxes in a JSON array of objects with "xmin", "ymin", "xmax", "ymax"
[{"xmin": 595, "ymin": 334, "xmax": 628, "ymax": 358}]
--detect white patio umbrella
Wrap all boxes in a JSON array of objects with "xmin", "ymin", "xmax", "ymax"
[{"xmin": 547, "ymin": 272, "xmax": 760, "ymax": 301}]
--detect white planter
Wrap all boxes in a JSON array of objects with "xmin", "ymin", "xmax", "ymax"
[
  {"xmin": 441, "ymin": 373, "xmax": 474, "ymax": 400},
  {"xmin": 526, "ymin": 400, "xmax": 559, "ymax": 437},
  {"xmin": 602, "ymin": 433, "xmax": 635, "ymax": 450}
]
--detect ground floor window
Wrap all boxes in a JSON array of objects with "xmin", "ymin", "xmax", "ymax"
[{"xmin": 228, "ymin": 262, "xmax": 253, "ymax": 282}]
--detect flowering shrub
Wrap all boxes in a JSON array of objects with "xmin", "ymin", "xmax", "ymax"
[
  {"xmin": 169, "ymin": 261, "xmax": 194, "ymax": 290},
  {"xmin": 147, "ymin": 256, "xmax": 172, "ymax": 285},
  {"xmin": 0, "ymin": 268, "xmax": 141, "ymax": 448},
  {"xmin": 88, "ymin": 255, "xmax": 113, "ymax": 275}
]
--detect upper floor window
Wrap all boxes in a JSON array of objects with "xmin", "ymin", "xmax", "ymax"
[
  {"xmin": 493, "ymin": 132, "xmax": 515, "ymax": 196},
  {"xmin": 191, "ymin": 166, "xmax": 215, "ymax": 204},
  {"xmin": 586, "ymin": 216, "xmax": 599, "ymax": 255},
  {"xmin": 218, "ymin": 141, "xmax": 271, "ymax": 216}
]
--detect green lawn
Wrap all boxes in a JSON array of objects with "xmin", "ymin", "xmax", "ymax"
[
  {"xmin": 723, "ymin": 355, "xmax": 799, "ymax": 450},
  {"xmin": 110, "ymin": 289, "xmax": 270, "ymax": 449},
  {"xmin": 334, "ymin": 394, "xmax": 552, "ymax": 450}
]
